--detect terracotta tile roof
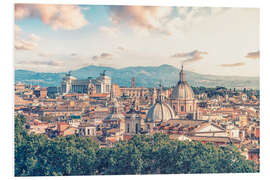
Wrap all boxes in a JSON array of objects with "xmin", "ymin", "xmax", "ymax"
[
  {"xmin": 123, "ymin": 135, "xmax": 133, "ymax": 141},
  {"xmin": 106, "ymin": 137, "xmax": 118, "ymax": 143}
]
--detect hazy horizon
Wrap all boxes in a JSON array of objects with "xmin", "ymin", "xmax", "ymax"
[{"xmin": 15, "ymin": 63, "xmax": 260, "ymax": 78}]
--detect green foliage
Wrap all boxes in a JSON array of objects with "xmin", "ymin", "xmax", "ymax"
[
  {"xmin": 15, "ymin": 115, "xmax": 98, "ymax": 176},
  {"xmin": 96, "ymin": 142, "xmax": 143, "ymax": 175},
  {"xmin": 15, "ymin": 115, "xmax": 257, "ymax": 176},
  {"xmin": 192, "ymin": 86, "xmax": 227, "ymax": 98}
]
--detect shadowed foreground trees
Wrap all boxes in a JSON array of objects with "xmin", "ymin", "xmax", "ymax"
[{"xmin": 15, "ymin": 115, "xmax": 257, "ymax": 176}]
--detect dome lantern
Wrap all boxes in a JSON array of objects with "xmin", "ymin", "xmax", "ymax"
[
  {"xmin": 179, "ymin": 65, "xmax": 186, "ymax": 83},
  {"xmin": 170, "ymin": 65, "xmax": 194, "ymax": 100}
]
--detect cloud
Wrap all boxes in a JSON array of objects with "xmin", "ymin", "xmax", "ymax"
[
  {"xmin": 14, "ymin": 24, "xmax": 21, "ymax": 35},
  {"xmin": 70, "ymin": 53, "xmax": 78, "ymax": 56},
  {"xmin": 37, "ymin": 52, "xmax": 53, "ymax": 57},
  {"xmin": 220, "ymin": 62, "xmax": 246, "ymax": 67},
  {"xmin": 171, "ymin": 50, "xmax": 208, "ymax": 64},
  {"xmin": 99, "ymin": 26, "xmax": 119, "ymax": 38},
  {"xmin": 162, "ymin": 7, "xmax": 230, "ymax": 35},
  {"xmin": 117, "ymin": 46, "xmax": 126, "ymax": 51},
  {"xmin": 177, "ymin": 7, "xmax": 229, "ymax": 21},
  {"xmin": 109, "ymin": 6, "xmax": 173, "ymax": 31},
  {"xmin": 15, "ymin": 40, "xmax": 38, "ymax": 50},
  {"xmin": 92, "ymin": 53, "xmax": 113, "ymax": 60},
  {"xmin": 100, "ymin": 53, "xmax": 113, "ymax": 59},
  {"xmin": 14, "ymin": 24, "xmax": 22, "ymax": 42},
  {"xmin": 14, "ymin": 24, "xmax": 39, "ymax": 51},
  {"xmin": 29, "ymin": 33, "xmax": 40, "ymax": 41},
  {"xmin": 15, "ymin": 4, "xmax": 88, "ymax": 30},
  {"xmin": 245, "ymin": 50, "xmax": 260, "ymax": 59},
  {"xmin": 92, "ymin": 56, "xmax": 99, "ymax": 61},
  {"xmin": 17, "ymin": 60, "xmax": 62, "ymax": 66},
  {"xmin": 108, "ymin": 6, "xmax": 230, "ymax": 36}
]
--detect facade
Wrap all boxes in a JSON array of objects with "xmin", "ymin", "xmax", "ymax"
[
  {"xmin": 78, "ymin": 123, "xmax": 96, "ymax": 136},
  {"xmin": 169, "ymin": 66, "xmax": 198, "ymax": 119},
  {"xmin": 33, "ymin": 88, "xmax": 47, "ymax": 98},
  {"xmin": 120, "ymin": 87, "xmax": 149, "ymax": 98},
  {"xmin": 57, "ymin": 122, "xmax": 76, "ymax": 136},
  {"xmin": 103, "ymin": 88, "xmax": 125, "ymax": 133},
  {"xmin": 61, "ymin": 71, "xmax": 111, "ymax": 94},
  {"xmin": 120, "ymin": 77, "xmax": 150, "ymax": 98},
  {"xmin": 125, "ymin": 100, "xmax": 142, "ymax": 135},
  {"xmin": 15, "ymin": 82, "xmax": 27, "ymax": 92}
]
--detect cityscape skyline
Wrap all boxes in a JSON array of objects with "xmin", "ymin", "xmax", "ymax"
[
  {"xmin": 15, "ymin": 5, "xmax": 259, "ymax": 77},
  {"xmin": 13, "ymin": 3, "xmax": 260, "ymax": 176}
]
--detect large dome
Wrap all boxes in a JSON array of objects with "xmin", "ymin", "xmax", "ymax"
[
  {"xmin": 146, "ymin": 88, "xmax": 175, "ymax": 123},
  {"xmin": 171, "ymin": 81, "xmax": 194, "ymax": 99},
  {"xmin": 170, "ymin": 66, "xmax": 194, "ymax": 100}
]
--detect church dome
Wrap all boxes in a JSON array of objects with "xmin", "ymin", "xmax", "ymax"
[
  {"xmin": 104, "ymin": 95, "xmax": 124, "ymax": 121},
  {"xmin": 146, "ymin": 86, "xmax": 175, "ymax": 123},
  {"xmin": 104, "ymin": 113, "xmax": 125, "ymax": 121},
  {"xmin": 170, "ymin": 66, "xmax": 194, "ymax": 100}
]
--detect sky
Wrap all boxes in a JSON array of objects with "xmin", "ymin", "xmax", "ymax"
[{"xmin": 14, "ymin": 4, "xmax": 260, "ymax": 77}]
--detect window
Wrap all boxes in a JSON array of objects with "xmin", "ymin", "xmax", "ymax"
[
  {"xmin": 96, "ymin": 85, "xmax": 101, "ymax": 93},
  {"xmin": 106, "ymin": 85, "xmax": 110, "ymax": 93},
  {"xmin": 127, "ymin": 124, "xmax": 130, "ymax": 133},
  {"xmin": 181, "ymin": 106, "xmax": 184, "ymax": 112},
  {"xmin": 135, "ymin": 124, "xmax": 139, "ymax": 134},
  {"xmin": 88, "ymin": 129, "xmax": 90, "ymax": 135}
]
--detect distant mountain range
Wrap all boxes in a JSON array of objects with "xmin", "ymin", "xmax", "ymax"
[{"xmin": 15, "ymin": 64, "xmax": 259, "ymax": 89}]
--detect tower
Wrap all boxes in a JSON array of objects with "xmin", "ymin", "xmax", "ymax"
[
  {"xmin": 131, "ymin": 77, "xmax": 135, "ymax": 88},
  {"xmin": 169, "ymin": 65, "xmax": 197, "ymax": 119}
]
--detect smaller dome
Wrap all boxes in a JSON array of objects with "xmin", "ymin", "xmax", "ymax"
[
  {"xmin": 104, "ymin": 96, "xmax": 124, "ymax": 121},
  {"xmin": 146, "ymin": 84, "xmax": 176, "ymax": 123},
  {"xmin": 145, "ymin": 102, "xmax": 175, "ymax": 123},
  {"xmin": 145, "ymin": 85, "xmax": 176, "ymax": 124},
  {"xmin": 104, "ymin": 113, "xmax": 125, "ymax": 121}
]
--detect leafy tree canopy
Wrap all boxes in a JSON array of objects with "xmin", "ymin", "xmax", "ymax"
[{"xmin": 14, "ymin": 115, "xmax": 257, "ymax": 176}]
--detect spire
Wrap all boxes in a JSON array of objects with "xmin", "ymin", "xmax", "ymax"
[
  {"xmin": 156, "ymin": 83, "xmax": 164, "ymax": 103},
  {"xmin": 179, "ymin": 64, "xmax": 186, "ymax": 82}
]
